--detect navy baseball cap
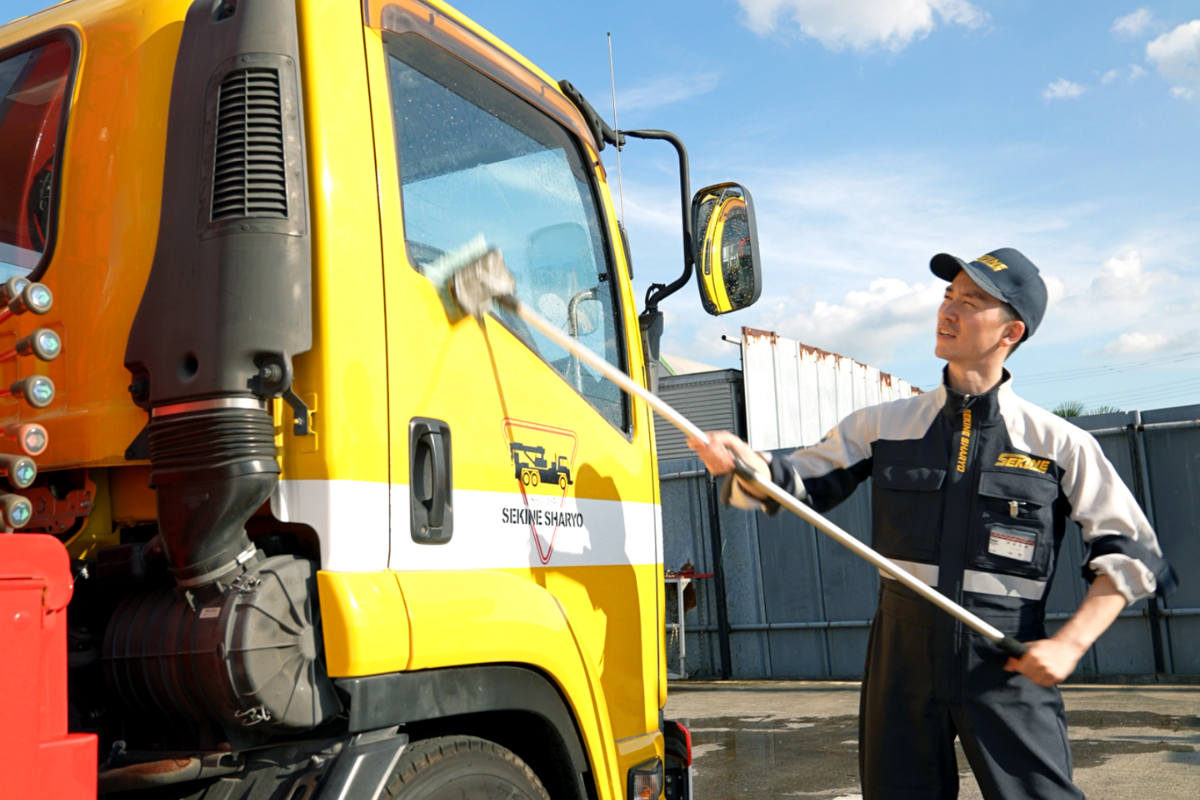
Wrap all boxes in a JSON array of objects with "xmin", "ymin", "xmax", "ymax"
[{"xmin": 930, "ymin": 247, "xmax": 1048, "ymax": 341}]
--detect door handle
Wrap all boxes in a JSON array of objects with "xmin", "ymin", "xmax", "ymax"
[
  {"xmin": 421, "ymin": 431, "xmax": 447, "ymax": 529},
  {"xmin": 409, "ymin": 418, "xmax": 453, "ymax": 544}
]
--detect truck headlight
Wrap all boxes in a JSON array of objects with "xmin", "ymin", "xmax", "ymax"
[{"xmin": 628, "ymin": 757, "xmax": 664, "ymax": 800}]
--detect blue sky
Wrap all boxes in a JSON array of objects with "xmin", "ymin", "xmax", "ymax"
[{"xmin": 6, "ymin": 1, "xmax": 1200, "ymax": 412}]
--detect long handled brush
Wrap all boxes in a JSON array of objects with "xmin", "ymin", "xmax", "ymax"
[{"xmin": 428, "ymin": 245, "xmax": 1028, "ymax": 659}]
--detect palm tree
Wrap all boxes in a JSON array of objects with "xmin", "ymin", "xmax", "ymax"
[{"xmin": 1052, "ymin": 400, "xmax": 1086, "ymax": 418}]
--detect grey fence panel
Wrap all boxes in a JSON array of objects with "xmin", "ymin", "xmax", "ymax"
[
  {"xmin": 755, "ymin": 507, "xmax": 829, "ymax": 677},
  {"xmin": 1070, "ymin": 414, "xmax": 1158, "ymax": 675},
  {"xmin": 753, "ymin": 449, "xmax": 879, "ymax": 677},
  {"xmin": 1141, "ymin": 404, "xmax": 1200, "ymax": 673},
  {"xmin": 719, "ymin": 496, "xmax": 773, "ymax": 677},
  {"xmin": 813, "ymin": 485, "xmax": 878, "ymax": 676}
]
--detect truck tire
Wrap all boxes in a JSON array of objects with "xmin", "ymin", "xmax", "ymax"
[{"xmin": 383, "ymin": 736, "xmax": 550, "ymax": 800}]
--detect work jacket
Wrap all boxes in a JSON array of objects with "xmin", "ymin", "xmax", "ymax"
[{"xmin": 728, "ymin": 370, "xmax": 1176, "ymax": 626}]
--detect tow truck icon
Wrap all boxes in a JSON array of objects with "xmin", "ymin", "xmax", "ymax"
[{"xmin": 509, "ymin": 442, "xmax": 574, "ymax": 490}]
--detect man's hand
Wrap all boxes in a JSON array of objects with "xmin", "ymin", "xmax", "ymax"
[
  {"xmin": 1003, "ymin": 639, "xmax": 1084, "ymax": 687},
  {"xmin": 686, "ymin": 431, "xmax": 770, "ymax": 498},
  {"xmin": 1003, "ymin": 574, "xmax": 1127, "ymax": 687}
]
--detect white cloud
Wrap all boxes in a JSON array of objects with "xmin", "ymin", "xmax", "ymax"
[
  {"xmin": 768, "ymin": 278, "xmax": 943, "ymax": 364},
  {"xmin": 1113, "ymin": 8, "xmax": 1154, "ymax": 37},
  {"xmin": 1146, "ymin": 21, "xmax": 1200, "ymax": 98},
  {"xmin": 1101, "ymin": 69, "xmax": 1120, "ymax": 85},
  {"xmin": 1087, "ymin": 251, "xmax": 1173, "ymax": 300},
  {"xmin": 1130, "ymin": 63, "xmax": 1148, "ymax": 80},
  {"xmin": 736, "ymin": 0, "xmax": 988, "ymax": 53},
  {"xmin": 1101, "ymin": 331, "xmax": 1185, "ymax": 356},
  {"xmin": 1043, "ymin": 78, "xmax": 1085, "ymax": 100},
  {"xmin": 617, "ymin": 72, "xmax": 721, "ymax": 114}
]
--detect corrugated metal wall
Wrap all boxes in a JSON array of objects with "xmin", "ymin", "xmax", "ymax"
[
  {"xmin": 740, "ymin": 327, "xmax": 915, "ymax": 452},
  {"xmin": 1067, "ymin": 406, "xmax": 1200, "ymax": 675},
  {"xmin": 658, "ymin": 347, "xmax": 1200, "ymax": 678},
  {"xmin": 654, "ymin": 370, "xmax": 744, "ymax": 462}
]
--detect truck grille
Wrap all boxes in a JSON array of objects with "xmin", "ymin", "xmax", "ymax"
[{"xmin": 211, "ymin": 67, "xmax": 288, "ymax": 221}]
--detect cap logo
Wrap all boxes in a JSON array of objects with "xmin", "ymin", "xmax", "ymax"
[{"xmin": 975, "ymin": 254, "xmax": 1008, "ymax": 272}]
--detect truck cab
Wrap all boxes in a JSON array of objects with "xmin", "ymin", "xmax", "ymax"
[{"xmin": 0, "ymin": 1, "xmax": 761, "ymax": 797}]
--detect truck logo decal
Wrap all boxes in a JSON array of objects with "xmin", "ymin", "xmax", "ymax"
[{"xmin": 501, "ymin": 418, "xmax": 580, "ymax": 565}]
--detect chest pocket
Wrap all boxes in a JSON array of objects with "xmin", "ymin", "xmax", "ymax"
[
  {"xmin": 973, "ymin": 470, "xmax": 1059, "ymax": 579},
  {"xmin": 872, "ymin": 464, "xmax": 946, "ymax": 561}
]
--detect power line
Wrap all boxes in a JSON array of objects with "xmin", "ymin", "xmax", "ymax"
[
  {"xmin": 1018, "ymin": 349, "xmax": 1200, "ymax": 386},
  {"xmin": 1065, "ymin": 375, "xmax": 1200, "ymax": 408}
]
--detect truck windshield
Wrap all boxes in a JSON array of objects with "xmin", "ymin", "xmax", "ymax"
[
  {"xmin": 0, "ymin": 40, "xmax": 72, "ymax": 280},
  {"xmin": 387, "ymin": 34, "xmax": 629, "ymax": 433}
]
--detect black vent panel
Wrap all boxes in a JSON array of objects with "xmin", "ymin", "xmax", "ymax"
[{"xmin": 211, "ymin": 67, "xmax": 288, "ymax": 221}]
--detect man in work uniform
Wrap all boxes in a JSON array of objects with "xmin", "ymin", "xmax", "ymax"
[{"xmin": 689, "ymin": 248, "xmax": 1176, "ymax": 799}]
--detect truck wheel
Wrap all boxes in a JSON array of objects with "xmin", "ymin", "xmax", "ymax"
[
  {"xmin": 382, "ymin": 735, "xmax": 550, "ymax": 800},
  {"xmin": 558, "ymin": 475, "xmax": 567, "ymax": 490},
  {"xmin": 530, "ymin": 471, "xmax": 539, "ymax": 486}
]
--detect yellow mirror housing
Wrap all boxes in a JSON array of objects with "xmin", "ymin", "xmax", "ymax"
[{"xmin": 691, "ymin": 183, "xmax": 762, "ymax": 316}]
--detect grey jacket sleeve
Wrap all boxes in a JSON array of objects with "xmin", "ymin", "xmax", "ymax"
[{"xmin": 724, "ymin": 403, "xmax": 883, "ymax": 514}]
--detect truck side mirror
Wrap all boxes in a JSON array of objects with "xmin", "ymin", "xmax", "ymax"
[{"xmin": 691, "ymin": 183, "xmax": 763, "ymax": 316}]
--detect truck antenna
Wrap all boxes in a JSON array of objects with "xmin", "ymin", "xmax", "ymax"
[{"xmin": 607, "ymin": 32, "xmax": 625, "ymax": 225}]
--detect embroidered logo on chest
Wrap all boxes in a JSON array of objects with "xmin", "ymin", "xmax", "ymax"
[{"xmin": 994, "ymin": 452, "xmax": 1051, "ymax": 473}]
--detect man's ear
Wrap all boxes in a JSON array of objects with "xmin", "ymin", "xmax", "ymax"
[{"xmin": 1002, "ymin": 319, "xmax": 1026, "ymax": 348}]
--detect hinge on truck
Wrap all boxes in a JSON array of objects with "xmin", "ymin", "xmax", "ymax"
[{"xmin": 281, "ymin": 387, "xmax": 310, "ymax": 436}]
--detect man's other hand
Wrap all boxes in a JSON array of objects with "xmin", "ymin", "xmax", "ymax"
[
  {"xmin": 1003, "ymin": 639, "xmax": 1083, "ymax": 687},
  {"xmin": 687, "ymin": 431, "xmax": 768, "ymax": 484}
]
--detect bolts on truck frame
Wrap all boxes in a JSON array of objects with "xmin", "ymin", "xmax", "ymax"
[
  {"xmin": 0, "ymin": 454, "xmax": 37, "ymax": 489},
  {"xmin": 0, "ymin": 282, "xmax": 53, "ymax": 325},
  {"xmin": 0, "ymin": 493, "xmax": 33, "ymax": 529},
  {"xmin": 0, "ymin": 329, "xmax": 62, "ymax": 364},
  {"xmin": 1, "ymin": 376, "xmax": 55, "ymax": 409},
  {"xmin": 4, "ymin": 423, "xmax": 48, "ymax": 457},
  {"xmin": 0, "ymin": 277, "xmax": 29, "ymax": 305}
]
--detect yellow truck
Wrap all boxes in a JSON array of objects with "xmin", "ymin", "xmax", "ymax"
[{"xmin": 0, "ymin": 0, "xmax": 762, "ymax": 797}]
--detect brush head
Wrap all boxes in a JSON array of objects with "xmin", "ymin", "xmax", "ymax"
[
  {"xmin": 421, "ymin": 235, "xmax": 517, "ymax": 321},
  {"xmin": 451, "ymin": 250, "xmax": 517, "ymax": 320}
]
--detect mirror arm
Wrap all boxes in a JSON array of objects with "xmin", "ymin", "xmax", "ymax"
[{"xmin": 620, "ymin": 129, "xmax": 694, "ymax": 314}]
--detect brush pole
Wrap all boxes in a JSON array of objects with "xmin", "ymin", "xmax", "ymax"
[{"xmin": 502, "ymin": 297, "xmax": 709, "ymax": 446}]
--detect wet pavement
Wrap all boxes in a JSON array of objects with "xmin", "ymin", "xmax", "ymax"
[{"xmin": 665, "ymin": 682, "xmax": 1200, "ymax": 799}]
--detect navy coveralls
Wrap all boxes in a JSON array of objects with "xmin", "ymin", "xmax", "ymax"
[{"xmin": 727, "ymin": 371, "xmax": 1175, "ymax": 799}]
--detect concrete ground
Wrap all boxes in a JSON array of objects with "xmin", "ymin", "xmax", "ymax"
[{"xmin": 665, "ymin": 681, "xmax": 1200, "ymax": 799}]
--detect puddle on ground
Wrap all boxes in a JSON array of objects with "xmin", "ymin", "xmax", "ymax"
[
  {"xmin": 680, "ymin": 715, "xmax": 862, "ymax": 798},
  {"xmin": 679, "ymin": 711, "xmax": 1199, "ymax": 799},
  {"xmin": 1065, "ymin": 709, "xmax": 1199, "ymax": 731},
  {"xmin": 1065, "ymin": 710, "xmax": 1200, "ymax": 769}
]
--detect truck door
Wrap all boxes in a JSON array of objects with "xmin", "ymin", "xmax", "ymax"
[{"xmin": 366, "ymin": 17, "xmax": 661, "ymax": 741}]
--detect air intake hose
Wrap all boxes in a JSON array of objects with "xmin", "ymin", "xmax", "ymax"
[{"xmin": 148, "ymin": 403, "xmax": 277, "ymax": 587}]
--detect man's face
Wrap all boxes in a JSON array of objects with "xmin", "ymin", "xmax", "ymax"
[{"xmin": 935, "ymin": 271, "xmax": 1022, "ymax": 364}]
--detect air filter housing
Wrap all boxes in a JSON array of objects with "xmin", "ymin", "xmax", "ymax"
[{"xmin": 125, "ymin": 0, "xmax": 310, "ymax": 409}]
